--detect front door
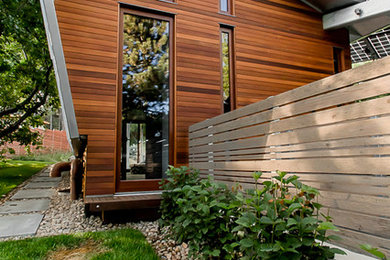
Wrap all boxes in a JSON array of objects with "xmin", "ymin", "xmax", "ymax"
[{"xmin": 117, "ymin": 9, "xmax": 173, "ymax": 192}]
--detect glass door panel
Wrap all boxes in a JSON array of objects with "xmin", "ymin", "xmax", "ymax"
[{"xmin": 120, "ymin": 12, "xmax": 170, "ymax": 181}]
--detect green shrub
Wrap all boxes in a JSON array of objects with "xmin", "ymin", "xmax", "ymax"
[
  {"xmin": 159, "ymin": 166, "xmax": 200, "ymax": 226},
  {"xmin": 160, "ymin": 168, "xmax": 345, "ymax": 260},
  {"xmin": 232, "ymin": 171, "xmax": 345, "ymax": 259}
]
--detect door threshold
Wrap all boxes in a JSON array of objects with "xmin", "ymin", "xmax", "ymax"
[{"xmin": 114, "ymin": 190, "xmax": 163, "ymax": 197}]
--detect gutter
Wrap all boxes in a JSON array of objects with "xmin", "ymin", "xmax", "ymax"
[{"xmin": 39, "ymin": 0, "xmax": 86, "ymax": 157}]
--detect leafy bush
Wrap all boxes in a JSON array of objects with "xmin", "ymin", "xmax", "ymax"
[
  {"xmin": 160, "ymin": 166, "xmax": 240, "ymax": 258},
  {"xmin": 232, "ymin": 171, "xmax": 344, "ymax": 259},
  {"xmin": 160, "ymin": 168, "xmax": 345, "ymax": 259},
  {"xmin": 159, "ymin": 166, "xmax": 201, "ymax": 226}
]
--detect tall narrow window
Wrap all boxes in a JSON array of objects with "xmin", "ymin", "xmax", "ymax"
[
  {"xmin": 120, "ymin": 11, "xmax": 172, "ymax": 181},
  {"xmin": 220, "ymin": 0, "xmax": 232, "ymax": 14},
  {"xmin": 333, "ymin": 47, "xmax": 344, "ymax": 74},
  {"xmin": 220, "ymin": 27, "xmax": 235, "ymax": 113}
]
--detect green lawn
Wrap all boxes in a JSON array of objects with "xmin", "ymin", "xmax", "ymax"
[
  {"xmin": 0, "ymin": 229, "xmax": 159, "ymax": 260},
  {"xmin": 0, "ymin": 160, "xmax": 51, "ymax": 197}
]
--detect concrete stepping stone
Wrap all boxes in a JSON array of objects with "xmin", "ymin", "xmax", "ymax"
[
  {"xmin": 34, "ymin": 176, "xmax": 61, "ymax": 182},
  {"xmin": 0, "ymin": 214, "xmax": 43, "ymax": 238},
  {"xmin": 37, "ymin": 170, "xmax": 50, "ymax": 177},
  {"xmin": 11, "ymin": 189, "xmax": 54, "ymax": 200},
  {"xmin": 0, "ymin": 199, "xmax": 50, "ymax": 214},
  {"xmin": 24, "ymin": 182, "xmax": 58, "ymax": 189}
]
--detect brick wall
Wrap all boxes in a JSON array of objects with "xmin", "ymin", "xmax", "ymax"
[{"xmin": 2, "ymin": 129, "xmax": 70, "ymax": 156}]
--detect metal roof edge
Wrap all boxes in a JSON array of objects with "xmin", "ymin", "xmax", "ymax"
[{"xmin": 40, "ymin": 0, "xmax": 80, "ymax": 155}]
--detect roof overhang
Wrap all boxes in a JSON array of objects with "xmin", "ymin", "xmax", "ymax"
[
  {"xmin": 323, "ymin": 0, "xmax": 390, "ymax": 41},
  {"xmin": 40, "ymin": 0, "xmax": 82, "ymax": 156},
  {"xmin": 301, "ymin": 0, "xmax": 390, "ymax": 42}
]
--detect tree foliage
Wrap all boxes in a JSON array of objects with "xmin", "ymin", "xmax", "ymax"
[
  {"xmin": 122, "ymin": 14, "xmax": 170, "ymax": 122},
  {"xmin": 0, "ymin": 0, "xmax": 57, "ymax": 152}
]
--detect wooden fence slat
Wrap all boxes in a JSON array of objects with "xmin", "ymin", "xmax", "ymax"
[
  {"xmin": 330, "ymin": 231, "xmax": 390, "ymax": 258},
  {"xmin": 208, "ymin": 146, "xmax": 390, "ymax": 161},
  {"xmin": 190, "ymin": 80, "xmax": 390, "ymax": 140},
  {"xmin": 335, "ymin": 228, "xmax": 390, "ymax": 253},
  {"xmin": 190, "ymin": 116, "xmax": 390, "ymax": 153},
  {"xmin": 190, "ymin": 56, "xmax": 390, "ymax": 132},
  {"xmin": 210, "ymin": 170, "xmax": 390, "ymax": 186},
  {"xmin": 329, "ymin": 208, "xmax": 390, "ymax": 239},
  {"xmin": 191, "ymin": 136, "xmax": 390, "ymax": 157},
  {"xmin": 192, "ymin": 157, "xmax": 390, "ymax": 175},
  {"xmin": 318, "ymin": 191, "xmax": 390, "ymax": 217}
]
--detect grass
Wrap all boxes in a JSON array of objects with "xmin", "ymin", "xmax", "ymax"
[
  {"xmin": 11, "ymin": 151, "xmax": 72, "ymax": 163},
  {"xmin": 0, "ymin": 229, "xmax": 159, "ymax": 260},
  {"xmin": 0, "ymin": 160, "xmax": 51, "ymax": 197}
]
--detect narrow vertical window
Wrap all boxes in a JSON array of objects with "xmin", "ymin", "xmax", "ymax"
[
  {"xmin": 220, "ymin": 0, "xmax": 232, "ymax": 14},
  {"xmin": 221, "ymin": 27, "xmax": 235, "ymax": 113},
  {"xmin": 120, "ymin": 11, "xmax": 171, "ymax": 181},
  {"xmin": 333, "ymin": 47, "xmax": 344, "ymax": 74}
]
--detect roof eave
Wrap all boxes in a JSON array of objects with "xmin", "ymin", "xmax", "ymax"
[{"xmin": 40, "ymin": 0, "xmax": 81, "ymax": 156}]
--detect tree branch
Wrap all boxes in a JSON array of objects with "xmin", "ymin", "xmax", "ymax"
[
  {"xmin": 0, "ymin": 64, "xmax": 52, "ymax": 139},
  {"xmin": 0, "ymin": 82, "xmax": 40, "ymax": 117}
]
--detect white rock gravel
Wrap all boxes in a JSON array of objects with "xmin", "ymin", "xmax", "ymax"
[{"xmin": 1, "ymin": 170, "xmax": 190, "ymax": 259}]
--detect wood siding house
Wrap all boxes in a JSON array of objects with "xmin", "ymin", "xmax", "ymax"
[{"xmin": 41, "ymin": 0, "xmax": 351, "ymax": 211}]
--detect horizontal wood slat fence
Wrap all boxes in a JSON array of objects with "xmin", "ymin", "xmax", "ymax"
[{"xmin": 189, "ymin": 56, "xmax": 390, "ymax": 256}]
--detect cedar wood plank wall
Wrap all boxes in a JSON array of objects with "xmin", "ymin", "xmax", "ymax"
[
  {"xmin": 188, "ymin": 57, "xmax": 390, "ymax": 256},
  {"xmin": 54, "ymin": 0, "xmax": 350, "ymax": 195}
]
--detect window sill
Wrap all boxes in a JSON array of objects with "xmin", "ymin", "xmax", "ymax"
[
  {"xmin": 157, "ymin": 0, "xmax": 178, "ymax": 4},
  {"xmin": 218, "ymin": 12, "xmax": 236, "ymax": 17}
]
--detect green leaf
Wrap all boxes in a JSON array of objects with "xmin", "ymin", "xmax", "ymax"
[
  {"xmin": 302, "ymin": 238, "xmax": 314, "ymax": 246},
  {"xmin": 287, "ymin": 218, "xmax": 298, "ymax": 227},
  {"xmin": 260, "ymin": 216, "xmax": 274, "ymax": 225},
  {"xmin": 327, "ymin": 235, "xmax": 342, "ymax": 241},
  {"xmin": 240, "ymin": 238, "xmax": 254, "ymax": 248},
  {"xmin": 360, "ymin": 244, "xmax": 387, "ymax": 259},
  {"xmin": 312, "ymin": 202, "xmax": 323, "ymax": 210},
  {"xmin": 288, "ymin": 203, "xmax": 302, "ymax": 214},
  {"xmin": 253, "ymin": 171, "xmax": 262, "ymax": 181},
  {"xmin": 231, "ymin": 242, "xmax": 240, "ymax": 248},
  {"xmin": 236, "ymin": 212, "xmax": 257, "ymax": 228},
  {"xmin": 318, "ymin": 221, "xmax": 339, "ymax": 231},
  {"xmin": 183, "ymin": 218, "xmax": 191, "ymax": 227},
  {"xmin": 329, "ymin": 248, "xmax": 347, "ymax": 255},
  {"xmin": 275, "ymin": 223, "xmax": 287, "ymax": 231},
  {"xmin": 257, "ymin": 243, "xmax": 276, "ymax": 252},
  {"xmin": 277, "ymin": 170, "xmax": 287, "ymax": 179},
  {"xmin": 301, "ymin": 217, "xmax": 318, "ymax": 226},
  {"xmin": 286, "ymin": 175, "xmax": 299, "ymax": 184},
  {"xmin": 210, "ymin": 249, "xmax": 220, "ymax": 257}
]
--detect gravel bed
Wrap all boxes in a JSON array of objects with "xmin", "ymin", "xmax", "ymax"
[{"xmin": 1, "ymin": 170, "xmax": 190, "ymax": 259}]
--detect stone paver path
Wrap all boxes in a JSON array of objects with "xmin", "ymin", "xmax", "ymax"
[{"xmin": 0, "ymin": 168, "xmax": 60, "ymax": 238}]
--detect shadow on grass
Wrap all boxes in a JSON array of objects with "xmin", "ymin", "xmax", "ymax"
[
  {"xmin": 0, "ymin": 229, "xmax": 158, "ymax": 260},
  {"xmin": 0, "ymin": 160, "xmax": 51, "ymax": 197}
]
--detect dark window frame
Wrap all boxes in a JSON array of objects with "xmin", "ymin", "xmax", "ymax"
[
  {"xmin": 219, "ymin": 0, "xmax": 234, "ymax": 15},
  {"xmin": 116, "ymin": 7, "xmax": 175, "ymax": 192},
  {"xmin": 220, "ymin": 26, "xmax": 236, "ymax": 113},
  {"xmin": 333, "ymin": 46, "xmax": 345, "ymax": 74}
]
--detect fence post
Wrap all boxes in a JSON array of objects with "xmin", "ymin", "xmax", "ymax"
[{"xmin": 208, "ymin": 125, "xmax": 214, "ymax": 177}]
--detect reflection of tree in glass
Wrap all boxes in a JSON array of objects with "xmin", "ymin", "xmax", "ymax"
[
  {"xmin": 122, "ymin": 14, "xmax": 169, "ymax": 121},
  {"xmin": 222, "ymin": 32, "xmax": 230, "ymax": 112}
]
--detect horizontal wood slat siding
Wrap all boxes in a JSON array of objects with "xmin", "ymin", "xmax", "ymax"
[
  {"xmin": 189, "ymin": 56, "xmax": 390, "ymax": 256},
  {"xmin": 55, "ymin": 0, "xmax": 350, "ymax": 196}
]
